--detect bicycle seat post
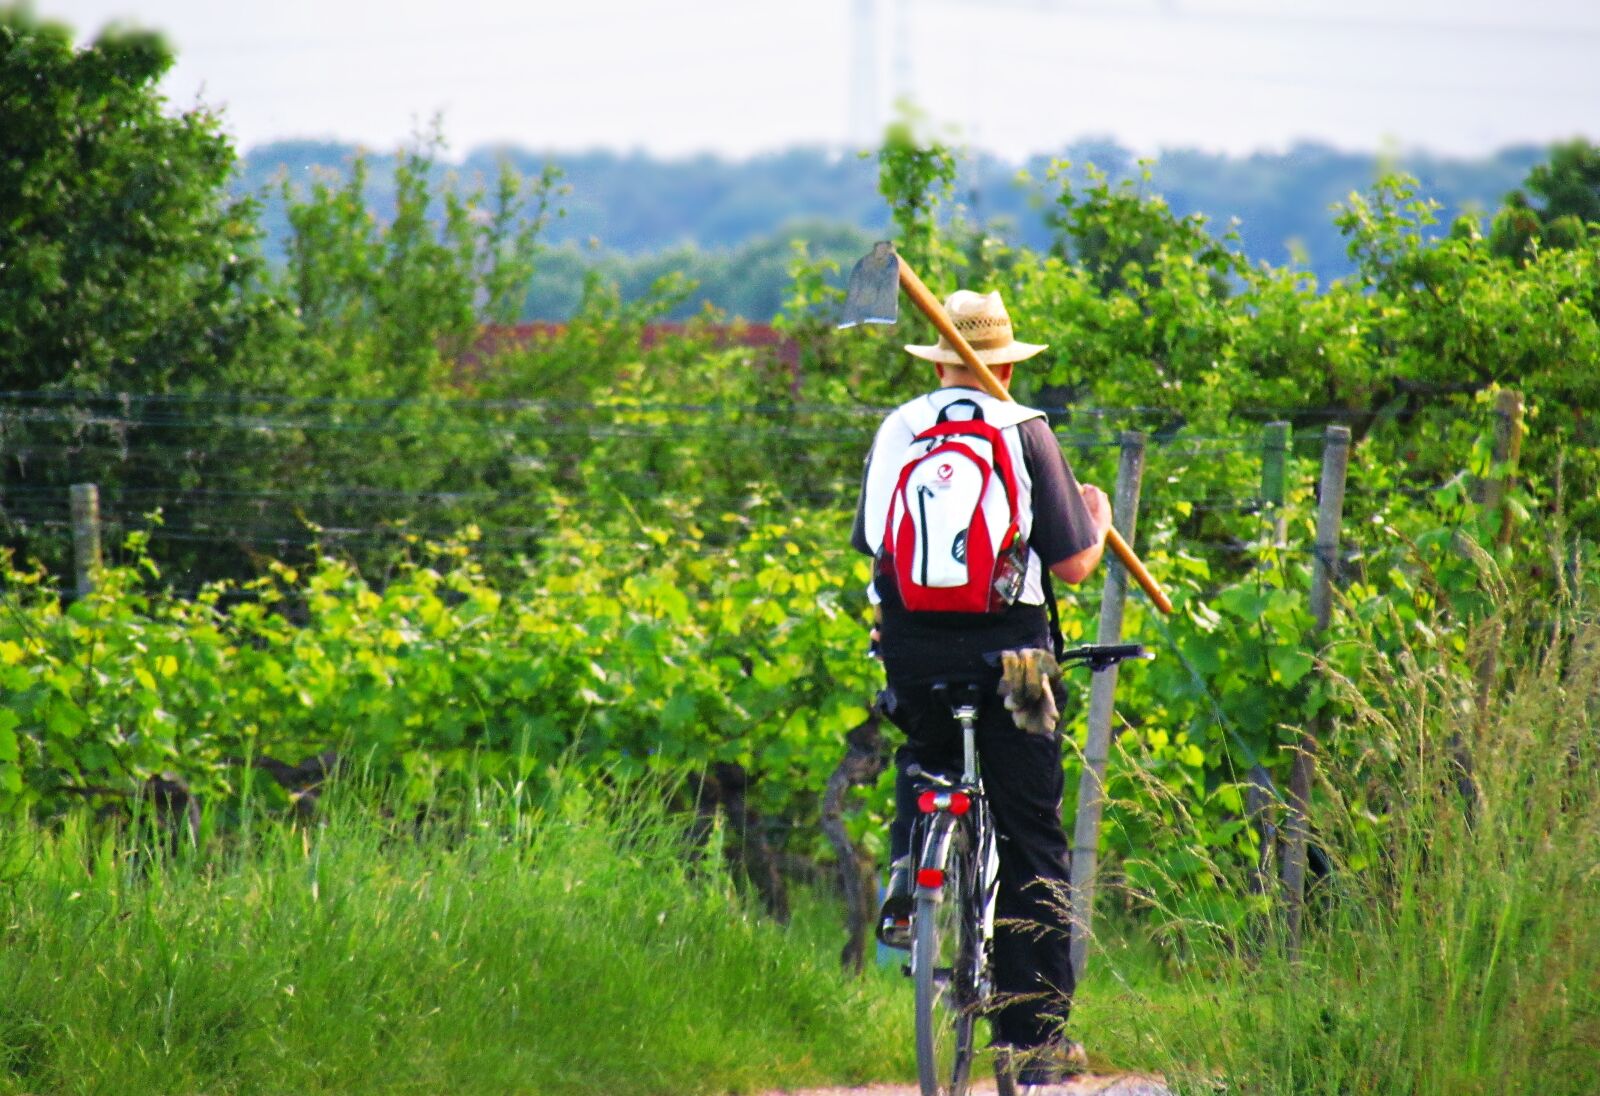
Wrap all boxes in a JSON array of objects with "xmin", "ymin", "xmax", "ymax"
[
  {"xmin": 953, "ymin": 702, "xmax": 979, "ymax": 785},
  {"xmin": 931, "ymin": 681, "xmax": 985, "ymax": 786}
]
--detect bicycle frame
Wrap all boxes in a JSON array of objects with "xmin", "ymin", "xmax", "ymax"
[
  {"xmin": 902, "ymin": 645, "xmax": 1153, "ymax": 1095},
  {"xmin": 909, "ymin": 695, "xmax": 1003, "ymax": 1096},
  {"xmin": 948, "ymin": 698, "xmax": 1002, "ymax": 998}
]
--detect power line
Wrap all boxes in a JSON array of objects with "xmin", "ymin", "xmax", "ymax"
[
  {"xmin": 937, "ymin": 0, "xmax": 1600, "ymax": 43},
  {"xmin": 0, "ymin": 389, "xmax": 892, "ymax": 417}
]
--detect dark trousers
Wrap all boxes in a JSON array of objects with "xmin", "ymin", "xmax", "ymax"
[{"xmin": 884, "ymin": 680, "xmax": 1075, "ymax": 1050}]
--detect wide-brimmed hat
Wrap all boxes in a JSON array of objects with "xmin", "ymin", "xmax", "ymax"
[{"xmin": 904, "ymin": 289, "xmax": 1048, "ymax": 366}]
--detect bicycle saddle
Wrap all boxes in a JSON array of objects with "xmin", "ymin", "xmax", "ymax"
[{"xmin": 929, "ymin": 680, "xmax": 985, "ymax": 711}]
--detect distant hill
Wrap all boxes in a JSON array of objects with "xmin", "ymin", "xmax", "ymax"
[{"xmin": 233, "ymin": 139, "xmax": 1545, "ymax": 319}]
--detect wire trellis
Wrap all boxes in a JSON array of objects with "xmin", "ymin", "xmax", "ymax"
[{"xmin": 0, "ymin": 389, "xmax": 1515, "ymax": 598}]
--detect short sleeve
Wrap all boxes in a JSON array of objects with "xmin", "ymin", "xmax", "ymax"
[
  {"xmin": 849, "ymin": 456, "xmax": 873, "ymax": 556},
  {"xmin": 1020, "ymin": 417, "xmax": 1098, "ymax": 566}
]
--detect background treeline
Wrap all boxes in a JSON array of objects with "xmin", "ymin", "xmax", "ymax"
[{"xmin": 237, "ymin": 137, "xmax": 1548, "ymax": 319}]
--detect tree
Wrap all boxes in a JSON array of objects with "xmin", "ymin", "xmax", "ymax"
[
  {"xmin": 0, "ymin": 10, "xmax": 288, "ymax": 393},
  {"xmin": 277, "ymin": 135, "xmax": 562, "ymax": 396},
  {"xmin": 1044, "ymin": 160, "xmax": 1243, "ymax": 299},
  {"xmin": 1490, "ymin": 138, "xmax": 1600, "ymax": 260}
]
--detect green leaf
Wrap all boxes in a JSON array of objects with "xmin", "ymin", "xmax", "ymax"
[
  {"xmin": 45, "ymin": 705, "xmax": 83, "ymax": 742},
  {"xmin": 1268, "ymin": 646, "xmax": 1315, "ymax": 688},
  {"xmin": 1215, "ymin": 586, "xmax": 1267, "ymax": 619},
  {"xmin": 661, "ymin": 691, "xmax": 698, "ymax": 732}
]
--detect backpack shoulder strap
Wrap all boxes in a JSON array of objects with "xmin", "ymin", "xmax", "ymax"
[
  {"xmin": 1042, "ymin": 569, "xmax": 1066, "ymax": 660},
  {"xmin": 966, "ymin": 394, "xmax": 1045, "ymax": 432},
  {"xmin": 935, "ymin": 397, "xmax": 984, "ymax": 425}
]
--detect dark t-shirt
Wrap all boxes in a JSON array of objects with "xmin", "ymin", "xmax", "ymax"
[{"xmin": 851, "ymin": 395, "xmax": 1099, "ymax": 686}]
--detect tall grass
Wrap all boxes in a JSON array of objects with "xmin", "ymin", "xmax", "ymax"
[
  {"xmin": 1075, "ymin": 574, "xmax": 1600, "ymax": 1094},
  {"xmin": 0, "ymin": 770, "xmax": 909, "ymax": 1095}
]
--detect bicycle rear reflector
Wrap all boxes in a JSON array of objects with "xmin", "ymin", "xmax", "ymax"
[
  {"xmin": 916, "ymin": 868, "xmax": 945, "ymax": 888},
  {"xmin": 916, "ymin": 790, "xmax": 972, "ymax": 814}
]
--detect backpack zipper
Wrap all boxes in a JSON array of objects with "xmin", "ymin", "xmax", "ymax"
[{"xmin": 916, "ymin": 484, "xmax": 932, "ymax": 586}]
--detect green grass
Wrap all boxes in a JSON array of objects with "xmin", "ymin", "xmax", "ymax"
[{"xmin": 0, "ymin": 772, "xmax": 910, "ymax": 1095}]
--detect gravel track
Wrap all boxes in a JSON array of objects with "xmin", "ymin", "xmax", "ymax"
[{"xmin": 760, "ymin": 1072, "xmax": 1173, "ymax": 1096}]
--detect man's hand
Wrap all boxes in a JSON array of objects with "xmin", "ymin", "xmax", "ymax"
[{"xmin": 1079, "ymin": 483, "xmax": 1113, "ymax": 542}]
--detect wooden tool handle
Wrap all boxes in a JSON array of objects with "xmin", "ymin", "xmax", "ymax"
[
  {"xmin": 897, "ymin": 262, "xmax": 1002, "ymax": 385},
  {"xmin": 897, "ymin": 259, "xmax": 1175, "ymax": 616},
  {"xmin": 1107, "ymin": 527, "xmax": 1173, "ymax": 614}
]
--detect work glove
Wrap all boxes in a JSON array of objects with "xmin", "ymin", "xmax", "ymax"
[{"xmin": 997, "ymin": 647, "xmax": 1067, "ymax": 736}]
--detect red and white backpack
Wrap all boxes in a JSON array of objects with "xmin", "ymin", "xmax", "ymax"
[{"xmin": 878, "ymin": 399, "xmax": 1031, "ymax": 614}]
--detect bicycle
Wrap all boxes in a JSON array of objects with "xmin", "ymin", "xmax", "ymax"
[{"xmin": 905, "ymin": 642, "xmax": 1153, "ymax": 1096}]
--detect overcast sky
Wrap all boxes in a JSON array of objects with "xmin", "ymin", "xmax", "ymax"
[{"xmin": 29, "ymin": 0, "xmax": 1600, "ymax": 161}]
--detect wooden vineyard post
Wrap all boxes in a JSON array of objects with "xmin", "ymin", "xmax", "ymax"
[
  {"xmin": 1260, "ymin": 420, "xmax": 1291, "ymax": 547},
  {"xmin": 1463, "ymin": 389, "xmax": 1525, "ymax": 795},
  {"xmin": 1069, "ymin": 431, "xmax": 1147, "ymax": 982},
  {"xmin": 1282, "ymin": 425, "xmax": 1350, "ymax": 960},
  {"xmin": 1247, "ymin": 421, "xmax": 1293, "ymax": 905},
  {"xmin": 70, "ymin": 483, "xmax": 102, "ymax": 599},
  {"xmin": 1475, "ymin": 389, "xmax": 1526, "ymax": 550}
]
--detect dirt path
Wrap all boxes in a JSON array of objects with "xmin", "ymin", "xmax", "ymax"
[{"xmin": 760, "ymin": 1072, "xmax": 1173, "ymax": 1095}]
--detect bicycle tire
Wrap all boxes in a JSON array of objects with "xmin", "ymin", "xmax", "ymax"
[
  {"xmin": 913, "ymin": 817, "xmax": 977, "ymax": 1096},
  {"xmin": 993, "ymin": 1057, "xmax": 1019, "ymax": 1096}
]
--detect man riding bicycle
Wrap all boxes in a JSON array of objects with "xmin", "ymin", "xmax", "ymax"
[{"xmin": 851, "ymin": 289, "xmax": 1113, "ymax": 1087}]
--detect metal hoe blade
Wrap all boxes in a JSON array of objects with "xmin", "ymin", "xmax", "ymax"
[{"xmin": 837, "ymin": 241, "xmax": 901, "ymax": 329}]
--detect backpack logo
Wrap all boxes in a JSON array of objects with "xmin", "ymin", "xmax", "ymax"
[{"xmin": 879, "ymin": 410, "xmax": 1028, "ymax": 614}]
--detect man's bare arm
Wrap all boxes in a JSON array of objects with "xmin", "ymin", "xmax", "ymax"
[{"xmin": 1050, "ymin": 483, "xmax": 1113, "ymax": 585}]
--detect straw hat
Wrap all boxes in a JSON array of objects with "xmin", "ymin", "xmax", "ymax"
[{"xmin": 904, "ymin": 289, "xmax": 1048, "ymax": 366}]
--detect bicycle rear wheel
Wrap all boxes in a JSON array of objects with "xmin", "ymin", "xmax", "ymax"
[{"xmin": 913, "ymin": 818, "xmax": 977, "ymax": 1096}]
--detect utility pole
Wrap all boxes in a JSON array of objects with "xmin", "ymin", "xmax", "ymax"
[
  {"xmin": 850, "ymin": 0, "xmax": 917, "ymax": 148},
  {"xmin": 850, "ymin": 0, "xmax": 882, "ymax": 147},
  {"xmin": 891, "ymin": 0, "xmax": 914, "ymax": 112}
]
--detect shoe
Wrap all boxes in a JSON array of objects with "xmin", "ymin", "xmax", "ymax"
[
  {"xmin": 875, "ymin": 856, "xmax": 913, "ymax": 950},
  {"xmin": 1009, "ymin": 1038, "xmax": 1088, "ymax": 1088}
]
